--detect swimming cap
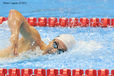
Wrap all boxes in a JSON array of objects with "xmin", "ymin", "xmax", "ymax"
[{"xmin": 55, "ymin": 34, "xmax": 76, "ymax": 50}]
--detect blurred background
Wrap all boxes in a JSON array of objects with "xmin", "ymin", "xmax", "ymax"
[{"xmin": 0, "ymin": 0, "xmax": 114, "ymax": 18}]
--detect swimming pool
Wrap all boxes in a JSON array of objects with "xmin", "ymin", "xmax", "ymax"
[{"xmin": 0, "ymin": 0, "xmax": 114, "ymax": 70}]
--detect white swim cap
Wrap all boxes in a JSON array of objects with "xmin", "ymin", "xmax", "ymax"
[{"xmin": 55, "ymin": 34, "xmax": 76, "ymax": 50}]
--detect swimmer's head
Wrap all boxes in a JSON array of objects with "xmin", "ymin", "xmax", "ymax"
[
  {"xmin": 43, "ymin": 34, "xmax": 76, "ymax": 54},
  {"xmin": 43, "ymin": 39, "xmax": 67, "ymax": 54}
]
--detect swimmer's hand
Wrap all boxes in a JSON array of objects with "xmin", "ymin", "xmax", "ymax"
[
  {"xmin": 13, "ymin": 45, "xmax": 18, "ymax": 56},
  {"xmin": 10, "ymin": 35, "xmax": 19, "ymax": 56},
  {"xmin": 43, "ymin": 47, "xmax": 57, "ymax": 55}
]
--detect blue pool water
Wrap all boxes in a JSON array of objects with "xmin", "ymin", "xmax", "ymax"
[{"xmin": 0, "ymin": 0, "xmax": 114, "ymax": 70}]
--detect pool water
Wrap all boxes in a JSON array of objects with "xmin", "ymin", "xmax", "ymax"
[{"xmin": 0, "ymin": 0, "xmax": 114, "ymax": 70}]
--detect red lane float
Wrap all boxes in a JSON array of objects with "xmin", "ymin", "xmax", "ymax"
[
  {"xmin": 34, "ymin": 69, "xmax": 46, "ymax": 76},
  {"xmin": 47, "ymin": 69, "xmax": 58, "ymax": 76},
  {"xmin": 38, "ymin": 17, "xmax": 47, "ymax": 27},
  {"xmin": 85, "ymin": 69, "xmax": 97, "ymax": 76},
  {"xmin": 80, "ymin": 18, "xmax": 89, "ymax": 27},
  {"xmin": 0, "ymin": 17, "xmax": 6, "ymax": 24},
  {"xmin": 9, "ymin": 68, "xmax": 20, "ymax": 76},
  {"xmin": 0, "ymin": 68, "xmax": 114, "ymax": 76},
  {"xmin": 48, "ymin": 17, "xmax": 58, "ymax": 27},
  {"xmin": 59, "ymin": 17, "xmax": 68, "ymax": 27},
  {"xmin": 72, "ymin": 69, "xmax": 84, "ymax": 76},
  {"xmin": 69, "ymin": 18, "xmax": 79, "ymax": 27},
  {"xmin": 21, "ymin": 69, "xmax": 33, "ymax": 76},
  {"xmin": 111, "ymin": 70, "xmax": 114, "ymax": 76},
  {"xmin": 111, "ymin": 18, "xmax": 114, "ymax": 27},
  {"xmin": 101, "ymin": 18, "xmax": 110, "ymax": 27},
  {"xmin": 60, "ymin": 69, "xmax": 71, "ymax": 76},
  {"xmin": 98, "ymin": 69, "xmax": 109, "ymax": 76},
  {"xmin": 0, "ymin": 68, "xmax": 7, "ymax": 76},
  {"xmin": 1, "ymin": 17, "xmax": 114, "ymax": 28},
  {"xmin": 90, "ymin": 18, "xmax": 100, "ymax": 27},
  {"xmin": 28, "ymin": 17, "xmax": 37, "ymax": 26}
]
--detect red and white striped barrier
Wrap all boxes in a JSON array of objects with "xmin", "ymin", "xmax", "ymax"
[
  {"xmin": 111, "ymin": 70, "xmax": 114, "ymax": 76},
  {"xmin": 85, "ymin": 69, "xmax": 97, "ymax": 76},
  {"xmin": 72, "ymin": 69, "xmax": 84, "ymax": 76},
  {"xmin": 69, "ymin": 18, "xmax": 78, "ymax": 27},
  {"xmin": 28, "ymin": 17, "xmax": 37, "ymax": 26},
  {"xmin": 21, "ymin": 69, "xmax": 33, "ymax": 76},
  {"xmin": 47, "ymin": 69, "xmax": 58, "ymax": 76},
  {"xmin": 48, "ymin": 17, "xmax": 58, "ymax": 27},
  {"xmin": 0, "ymin": 17, "xmax": 114, "ymax": 28},
  {"xmin": 0, "ymin": 68, "xmax": 7, "ymax": 76},
  {"xmin": 8, "ymin": 69, "xmax": 20, "ymax": 76},
  {"xmin": 0, "ymin": 68, "xmax": 114, "ymax": 76},
  {"xmin": 34, "ymin": 69, "xmax": 46, "ymax": 76},
  {"xmin": 90, "ymin": 18, "xmax": 100, "ymax": 27},
  {"xmin": 98, "ymin": 69, "xmax": 109, "ymax": 76},
  {"xmin": 38, "ymin": 17, "xmax": 47, "ymax": 27}
]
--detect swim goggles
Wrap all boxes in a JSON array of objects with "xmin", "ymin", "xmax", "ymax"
[{"xmin": 53, "ymin": 40, "xmax": 65, "ymax": 54}]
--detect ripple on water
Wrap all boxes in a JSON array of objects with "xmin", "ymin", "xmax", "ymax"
[{"xmin": 0, "ymin": 24, "xmax": 113, "ymax": 70}]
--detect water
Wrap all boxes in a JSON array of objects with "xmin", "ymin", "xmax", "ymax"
[{"xmin": 0, "ymin": 0, "xmax": 114, "ymax": 70}]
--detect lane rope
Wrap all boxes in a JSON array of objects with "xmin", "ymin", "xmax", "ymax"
[{"xmin": 0, "ymin": 17, "xmax": 114, "ymax": 27}]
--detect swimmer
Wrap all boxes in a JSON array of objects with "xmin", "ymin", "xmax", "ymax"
[{"xmin": 0, "ymin": 9, "xmax": 75, "ymax": 58}]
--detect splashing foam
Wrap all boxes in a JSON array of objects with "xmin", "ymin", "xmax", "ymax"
[
  {"xmin": 0, "ymin": 40, "xmax": 103, "ymax": 64},
  {"xmin": 71, "ymin": 40, "xmax": 103, "ymax": 55},
  {"xmin": 0, "ymin": 47, "xmax": 43, "ymax": 64},
  {"xmin": 43, "ymin": 40, "xmax": 103, "ymax": 61}
]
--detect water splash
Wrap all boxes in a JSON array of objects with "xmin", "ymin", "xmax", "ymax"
[{"xmin": 0, "ymin": 24, "xmax": 113, "ymax": 70}]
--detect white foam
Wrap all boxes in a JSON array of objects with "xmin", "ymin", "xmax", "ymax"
[
  {"xmin": 0, "ymin": 47, "xmax": 43, "ymax": 64},
  {"xmin": 71, "ymin": 40, "xmax": 103, "ymax": 55}
]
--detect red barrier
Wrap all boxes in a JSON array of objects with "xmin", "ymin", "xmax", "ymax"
[
  {"xmin": 9, "ymin": 68, "xmax": 20, "ymax": 76},
  {"xmin": 0, "ymin": 68, "xmax": 114, "ymax": 76},
  {"xmin": 0, "ymin": 68, "xmax": 7, "ymax": 76},
  {"xmin": 98, "ymin": 69, "xmax": 109, "ymax": 76},
  {"xmin": 85, "ymin": 69, "xmax": 97, "ymax": 76},
  {"xmin": 21, "ymin": 69, "xmax": 33, "ymax": 76},
  {"xmin": 60, "ymin": 69, "xmax": 71, "ymax": 76},
  {"xmin": 38, "ymin": 17, "xmax": 47, "ymax": 27},
  {"xmin": 80, "ymin": 18, "xmax": 89, "ymax": 27},
  {"xmin": 48, "ymin": 17, "xmax": 58, "ymax": 27},
  {"xmin": 111, "ymin": 18, "xmax": 114, "ymax": 27},
  {"xmin": 34, "ymin": 69, "xmax": 46, "ymax": 76},
  {"xmin": 101, "ymin": 18, "xmax": 110, "ymax": 27},
  {"xmin": 59, "ymin": 17, "xmax": 68, "ymax": 27},
  {"xmin": 72, "ymin": 69, "xmax": 84, "ymax": 76},
  {"xmin": 47, "ymin": 69, "xmax": 58, "ymax": 76},
  {"xmin": 1, "ymin": 17, "xmax": 114, "ymax": 28},
  {"xmin": 69, "ymin": 18, "xmax": 79, "ymax": 27},
  {"xmin": 28, "ymin": 17, "xmax": 37, "ymax": 26},
  {"xmin": 111, "ymin": 70, "xmax": 114, "ymax": 76},
  {"xmin": 0, "ymin": 17, "xmax": 6, "ymax": 24},
  {"xmin": 90, "ymin": 18, "xmax": 100, "ymax": 27}
]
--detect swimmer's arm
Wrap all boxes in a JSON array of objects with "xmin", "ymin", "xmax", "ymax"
[
  {"xmin": 8, "ymin": 18, "xmax": 22, "ymax": 55},
  {"xmin": 42, "ymin": 40, "xmax": 54, "ymax": 54},
  {"xmin": 9, "ymin": 21, "xmax": 21, "ymax": 55}
]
